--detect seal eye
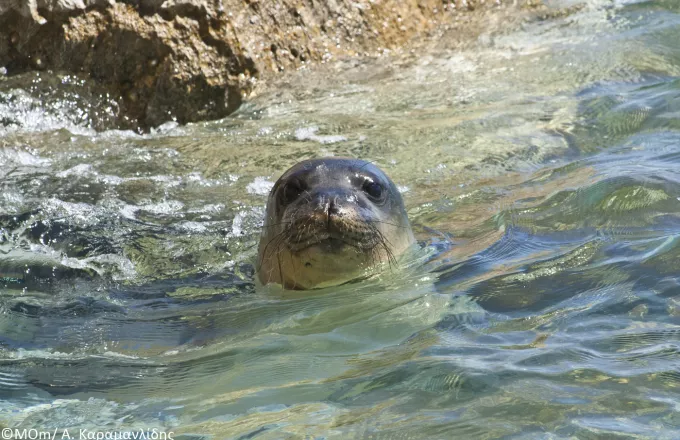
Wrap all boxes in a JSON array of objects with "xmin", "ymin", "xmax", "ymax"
[
  {"xmin": 281, "ymin": 180, "xmax": 305, "ymax": 204},
  {"xmin": 362, "ymin": 180, "xmax": 384, "ymax": 201}
]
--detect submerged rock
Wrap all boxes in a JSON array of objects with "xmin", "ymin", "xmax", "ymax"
[{"xmin": 0, "ymin": 0, "xmax": 525, "ymax": 129}]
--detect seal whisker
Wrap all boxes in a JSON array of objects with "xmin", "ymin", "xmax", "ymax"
[
  {"xmin": 259, "ymin": 230, "xmax": 287, "ymax": 284},
  {"xmin": 277, "ymin": 249, "xmax": 284, "ymax": 286},
  {"xmin": 364, "ymin": 220, "xmax": 410, "ymax": 229},
  {"xmin": 258, "ymin": 230, "xmax": 287, "ymax": 271},
  {"xmin": 259, "ymin": 221, "xmax": 293, "ymax": 229},
  {"xmin": 303, "ymin": 189, "xmax": 313, "ymax": 203},
  {"xmin": 375, "ymin": 228, "xmax": 398, "ymax": 270}
]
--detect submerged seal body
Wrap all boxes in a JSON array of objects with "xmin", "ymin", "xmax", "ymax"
[{"xmin": 257, "ymin": 158, "xmax": 415, "ymax": 289}]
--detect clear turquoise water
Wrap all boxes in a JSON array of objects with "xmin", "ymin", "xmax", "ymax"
[{"xmin": 1, "ymin": 0, "xmax": 680, "ymax": 438}]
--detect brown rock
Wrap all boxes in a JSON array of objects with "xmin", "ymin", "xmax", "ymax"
[{"xmin": 0, "ymin": 0, "xmax": 530, "ymax": 129}]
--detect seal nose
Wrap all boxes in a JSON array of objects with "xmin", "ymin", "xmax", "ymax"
[
  {"xmin": 312, "ymin": 190, "xmax": 345, "ymax": 224},
  {"xmin": 327, "ymin": 196, "xmax": 340, "ymax": 216}
]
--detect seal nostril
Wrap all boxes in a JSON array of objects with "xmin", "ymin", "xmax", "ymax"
[
  {"xmin": 328, "ymin": 197, "xmax": 340, "ymax": 215},
  {"xmin": 305, "ymin": 262, "xmax": 312, "ymax": 268}
]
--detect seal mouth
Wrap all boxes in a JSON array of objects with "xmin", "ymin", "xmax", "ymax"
[
  {"xmin": 286, "ymin": 231, "xmax": 375, "ymax": 253},
  {"xmin": 282, "ymin": 208, "xmax": 382, "ymax": 253}
]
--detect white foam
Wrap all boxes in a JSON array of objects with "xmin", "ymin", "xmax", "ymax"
[
  {"xmin": 246, "ymin": 177, "xmax": 274, "ymax": 195},
  {"xmin": 42, "ymin": 198, "xmax": 100, "ymax": 225},
  {"xmin": 227, "ymin": 207, "xmax": 265, "ymax": 238},
  {"xmin": 100, "ymin": 174, "xmax": 125, "ymax": 185},
  {"xmin": 295, "ymin": 126, "xmax": 347, "ymax": 144},
  {"xmin": 0, "ymin": 190, "xmax": 25, "ymax": 211},
  {"xmin": 56, "ymin": 163, "xmax": 94, "ymax": 178},
  {"xmin": 151, "ymin": 120, "xmax": 180, "ymax": 134},
  {"xmin": 0, "ymin": 89, "xmax": 97, "ymax": 136},
  {"xmin": 229, "ymin": 211, "xmax": 247, "ymax": 237},
  {"xmin": 139, "ymin": 200, "xmax": 185, "ymax": 216},
  {"xmin": 0, "ymin": 148, "xmax": 51, "ymax": 168},
  {"xmin": 118, "ymin": 204, "xmax": 140, "ymax": 220},
  {"xmin": 188, "ymin": 203, "xmax": 225, "ymax": 214},
  {"xmin": 175, "ymin": 221, "xmax": 208, "ymax": 233}
]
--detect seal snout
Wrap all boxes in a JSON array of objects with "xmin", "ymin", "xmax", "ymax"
[
  {"xmin": 326, "ymin": 195, "xmax": 339, "ymax": 231},
  {"xmin": 285, "ymin": 189, "xmax": 375, "ymax": 252}
]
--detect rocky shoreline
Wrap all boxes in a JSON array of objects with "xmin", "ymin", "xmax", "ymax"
[{"xmin": 0, "ymin": 0, "xmax": 535, "ymax": 130}]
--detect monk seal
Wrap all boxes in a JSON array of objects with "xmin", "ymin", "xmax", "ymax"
[{"xmin": 257, "ymin": 158, "xmax": 415, "ymax": 289}]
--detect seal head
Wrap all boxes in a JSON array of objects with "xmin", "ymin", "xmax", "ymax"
[{"xmin": 257, "ymin": 158, "xmax": 415, "ymax": 289}]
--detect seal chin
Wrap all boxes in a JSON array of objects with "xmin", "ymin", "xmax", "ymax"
[
  {"xmin": 288, "ymin": 237, "xmax": 346, "ymax": 253},
  {"xmin": 281, "ymin": 241, "xmax": 375, "ymax": 289}
]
